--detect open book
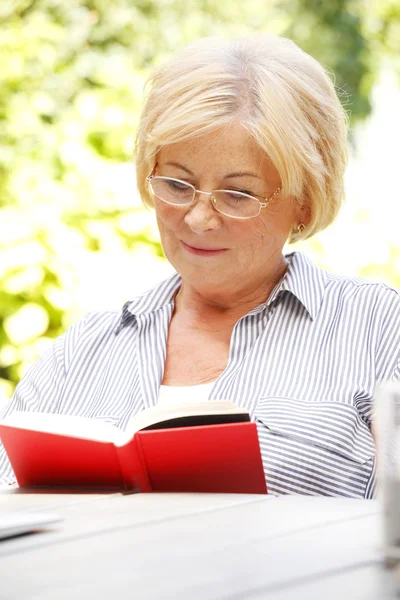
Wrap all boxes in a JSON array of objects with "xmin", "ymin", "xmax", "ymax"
[{"xmin": 0, "ymin": 402, "xmax": 268, "ymax": 494}]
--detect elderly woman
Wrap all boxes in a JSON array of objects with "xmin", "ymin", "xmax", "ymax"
[{"xmin": 1, "ymin": 34, "xmax": 399, "ymax": 496}]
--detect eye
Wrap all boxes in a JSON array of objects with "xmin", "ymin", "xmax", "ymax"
[
  {"xmin": 228, "ymin": 188, "xmax": 255, "ymax": 197},
  {"xmin": 216, "ymin": 190, "xmax": 256, "ymax": 206},
  {"xmin": 165, "ymin": 179, "xmax": 191, "ymax": 192},
  {"xmin": 225, "ymin": 192, "xmax": 248, "ymax": 201}
]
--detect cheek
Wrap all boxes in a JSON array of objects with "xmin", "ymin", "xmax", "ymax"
[
  {"xmin": 238, "ymin": 219, "xmax": 270, "ymax": 248},
  {"xmin": 237, "ymin": 219, "xmax": 284, "ymax": 267},
  {"xmin": 155, "ymin": 203, "xmax": 183, "ymax": 231},
  {"xmin": 255, "ymin": 204, "xmax": 293, "ymax": 243},
  {"xmin": 155, "ymin": 205, "xmax": 184, "ymax": 256}
]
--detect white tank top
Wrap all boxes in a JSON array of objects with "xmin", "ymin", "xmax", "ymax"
[{"xmin": 158, "ymin": 381, "xmax": 215, "ymax": 405}]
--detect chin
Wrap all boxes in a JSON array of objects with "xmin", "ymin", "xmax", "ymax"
[{"xmin": 184, "ymin": 270, "xmax": 231, "ymax": 293}]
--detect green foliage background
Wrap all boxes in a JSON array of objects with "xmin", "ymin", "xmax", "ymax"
[{"xmin": 1, "ymin": 0, "xmax": 400, "ymax": 399}]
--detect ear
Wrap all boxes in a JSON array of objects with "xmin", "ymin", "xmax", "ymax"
[{"xmin": 295, "ymin": 203, "xmax": 312, "ymax": 227}]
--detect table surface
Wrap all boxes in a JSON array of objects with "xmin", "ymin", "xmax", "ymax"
[{"xmin": 0, "ymin": 488, "xmax": 398, "ymax": 600}]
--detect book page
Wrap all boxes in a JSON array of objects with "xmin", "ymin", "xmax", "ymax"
[
  {"xmin": 118, "ymin": 400, "xmax": 247, "ymax": 445},
  {"xmin": 0, "ymin": 411, "xmax": 126, "ymax": 444},
  {"xmin": 0, "ymin": 402, "xmax": 248, "ymax": 447}
]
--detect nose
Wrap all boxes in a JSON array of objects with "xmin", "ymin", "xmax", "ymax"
[{"xmin": 184, "ymin": 191, "xmax": 221, "ymax": 234}]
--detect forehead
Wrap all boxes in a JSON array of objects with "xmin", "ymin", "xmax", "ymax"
[{"xmin": 157, "ymin": 123, "xmax": 272, "ymax": 176}]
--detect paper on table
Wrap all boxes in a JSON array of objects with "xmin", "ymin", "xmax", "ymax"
[
  {"xmin": 375, "ymin": 381, "xmax": 400, "ymax": 567},
  {"xmin": 0, "ymin": 512, "xmax": 62, "ymax": 541}
]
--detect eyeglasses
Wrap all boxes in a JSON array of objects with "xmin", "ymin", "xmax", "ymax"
[{"xmin": 146, "ymin": 174, "xmax": 281, "ymax": 220}]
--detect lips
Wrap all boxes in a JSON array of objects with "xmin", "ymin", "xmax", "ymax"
[{"xmin": 181, "ymin": 241, "xmax": 228, "ymax": 256}]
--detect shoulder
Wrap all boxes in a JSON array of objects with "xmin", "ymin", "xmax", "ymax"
[
  {"xmin": 327, "ymin": 269, "xmax": 399, "ymax": 294},
  {"xmin": 64, "ymin": 271, "xmax": 181, "ymax": 346},
  {"xmin": 292, "ymin": 251, "xmax": 400, "ymax": 354},
  {"xmin": 59, "ymin": 310, "xmax": 122, "ymax": 356},
  {"xmin": 324, "ymin": 268, "xmax": 400, "ymax": 318},
  {"xmin": 290, "ymin": 250, "xmax": 400, "ymax": 307},
  {"xmin": 287, "ymin": 252, "xmax": 400, "ymax": 378},
  {"xmin": 69, "ymin": 309, "xmax": 122, "ymax": 337},
  {"xmin": 283, "ymin": 251, "xmax": 400, "ymax": 326}
]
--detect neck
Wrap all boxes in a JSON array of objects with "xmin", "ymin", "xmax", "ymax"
[{"xmin": 174, "ymin": 257, "xmax": 288, "ymax": 325}]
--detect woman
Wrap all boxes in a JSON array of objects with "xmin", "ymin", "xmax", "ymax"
[{"xmin": 1, "ymin": 34, "xmax": 399, "ymax": 496}]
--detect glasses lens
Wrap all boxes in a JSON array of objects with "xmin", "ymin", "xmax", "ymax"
[
  {"xmin": 213, "ymin": 191, "xmax": 260, "ymax": 218},
  {"xmin": 150, "ymin": 177, "xmax": 194, "ymax": 205}
]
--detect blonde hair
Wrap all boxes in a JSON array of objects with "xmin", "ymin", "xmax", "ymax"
[{"xmin": 135, "ymin": 34, "xmax": 349, "ymax": 242}]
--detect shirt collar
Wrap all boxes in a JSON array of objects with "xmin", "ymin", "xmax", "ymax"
[
  {"xmin": 114, "ymin": 273, "xmax": 181, "ymax": 334},
  {"xmin": 277, "ymin": 251, "xmax": 328, "ymax": 320},
  {"xmin": 115, "ymin": 251, "xmax": 328, "ymax": 333},
  {"xmin": 244, "ymin": 252, "xmax": 328, "ymax": 320}
]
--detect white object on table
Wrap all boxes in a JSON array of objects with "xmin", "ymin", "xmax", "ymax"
[{"xmin": 0, "ymin": 512, "xmax": 62, "ymax": 540}]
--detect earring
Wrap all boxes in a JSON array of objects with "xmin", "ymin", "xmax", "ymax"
[{"xmin": 294, "ymin": 223, "xmax": 306, "ymax": 234}]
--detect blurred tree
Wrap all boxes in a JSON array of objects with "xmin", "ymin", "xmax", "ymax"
[{"xmin": 0, "ymin": 0, "xmax": 399, "ymax": 398}]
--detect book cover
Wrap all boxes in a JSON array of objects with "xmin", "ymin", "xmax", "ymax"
[{"xmin": 0, "ymin": 405, "xmax": 268, "ymax": 494}]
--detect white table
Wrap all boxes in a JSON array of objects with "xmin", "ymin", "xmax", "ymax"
[{"xmin": 0, "ymin": 489, "xmax": 398, "ymax": 599}]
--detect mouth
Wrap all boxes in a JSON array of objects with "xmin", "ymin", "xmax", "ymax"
[{"xmin": 181, "ymin": 241, "xmax": 228, "ymax": 257}]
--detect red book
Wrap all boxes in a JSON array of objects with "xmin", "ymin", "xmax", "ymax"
[{"xmin": 0, "ymin": 402, "xmax": 267, "ymax": 494}]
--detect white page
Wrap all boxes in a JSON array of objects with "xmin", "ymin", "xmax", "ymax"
[
  {"xmin": 0, "ymin": 401, "xmax": 245, "ymax": 447},
  {"xmin": 0, "ymin": 412, "xmax": 125, "ymax": 444}
]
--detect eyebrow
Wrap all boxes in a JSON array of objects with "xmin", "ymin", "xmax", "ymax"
[
  {"xmin": 163, "ymin": 162, "xmax": 194, "ymax": 175},
  {"xmin": 163, "ymin": 162, "xmax": 261, "ymax": 179},
  {"xmin": 224, "ymin": 172, "xmax": 261, "ymax": 180}
]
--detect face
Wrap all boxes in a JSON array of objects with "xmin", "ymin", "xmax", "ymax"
[{"xmin": 152, "ymin": 123, "xmax": 308, "ymax": 303}]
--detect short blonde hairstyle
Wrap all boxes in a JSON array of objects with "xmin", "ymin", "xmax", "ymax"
[{"xmin": 135, "ymin": 34, "xmax": 349, "ymax": 242}]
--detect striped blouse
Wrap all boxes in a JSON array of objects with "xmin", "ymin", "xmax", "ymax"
[{"xmin": 1, "ymin": 251, "xmax": 399, "ymax": 496}]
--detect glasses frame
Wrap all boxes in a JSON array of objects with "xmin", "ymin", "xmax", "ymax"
[{"xmin": 145, "ymin": 174, "xmax": 281, "ymax": 220}]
